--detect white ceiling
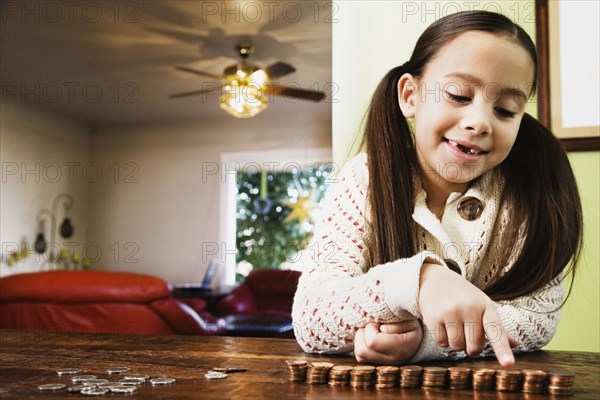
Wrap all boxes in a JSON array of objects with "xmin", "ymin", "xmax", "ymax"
[{"xmin": 0, "ymin": 0, "xmax": 332, "ymax": 128}]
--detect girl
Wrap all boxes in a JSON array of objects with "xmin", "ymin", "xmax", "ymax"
[{"xmin": 291, "ymin": 11, "xmax": 582, "ymax": 366}]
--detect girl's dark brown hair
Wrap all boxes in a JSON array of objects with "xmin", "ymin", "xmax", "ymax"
[{"xmin": 361, "ymin": 11, "xmax": 582, "ymax": 301}]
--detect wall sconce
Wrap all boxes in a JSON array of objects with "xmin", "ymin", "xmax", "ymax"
[{"xmin": 36, "ymin": 192, "xmax": 75, "ymax": 264}]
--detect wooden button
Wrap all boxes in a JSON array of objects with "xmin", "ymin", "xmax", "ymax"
[{"xmin": 457, "ymin": 196, "xmax": 483, "ymax": 221}]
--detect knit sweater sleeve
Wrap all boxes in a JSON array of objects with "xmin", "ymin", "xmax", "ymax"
[{"xmin": 291, "ymin": 154, "xmax": 445, "ymax": 354}]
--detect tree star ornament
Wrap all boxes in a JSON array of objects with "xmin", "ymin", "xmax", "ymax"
[{"xmin": 284, "ymin": 194, "xmax": 315, "ymax": 223}]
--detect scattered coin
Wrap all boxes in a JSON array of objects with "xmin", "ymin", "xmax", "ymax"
[
  {"xmin": 150, "ymin": 377, "xmax": 176, "ymax": 385},
  {"xmin": 67, "ymin": 385, "xmax": 89, "ymax": 393},
  {"xmin": 56, "ymin": 368, "xmax": 81, "ymax": 375},
  {"xmin": 80, "ymin": 386, "xmax": 110, "ymax": 396},
  {"xmin": 71, "ymin": 375, "xmax": 97, "ymax": 383},
  {"xmin": 97, "ymin": 382, "xmax": 124, "ymax": 389},
  {"xmin": 107, "ymin": 367, "xmax": 131, "ymax": 374},
  {"xmin": 120, "ymin": 378, "xmax": 145, "ymax": 385},
  {"xmin": 124, "ymin": 374, "xmax": 149, "ymax": 381},
  {"xmin": 38, "ymin": 383, "xmax": 66, "ymax": 391},
  {"xmin": 111, "ymin": 385, "xmax": 137, "ymax": 394},
  {"xmin": 82, "ymin": 378, "xmax": 109, "ymax": 386},
  {"xmin": 212, "ymin": 367, "xmax": 247, "ymax": 373},
  {"xmin": 205, "ymin": 371, "xmax": 228, "ymax": 380}
]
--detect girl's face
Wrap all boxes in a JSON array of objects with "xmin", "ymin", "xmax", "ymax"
[{"xmin": 399, "ymin": 31, "xmax": 534, "ymax": 191}]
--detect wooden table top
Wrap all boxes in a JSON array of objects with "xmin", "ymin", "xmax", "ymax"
[{"xmin": 1, "ymin": 329, "xmax": 598, "ymax": 399}]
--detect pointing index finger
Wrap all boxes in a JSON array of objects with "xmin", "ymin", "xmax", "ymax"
[{"xmin": 482, "ymin": 306, "xmax": 515, "ymax": 367}]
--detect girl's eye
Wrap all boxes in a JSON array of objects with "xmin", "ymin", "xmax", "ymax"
[
  {"xmin": 446, "ymin": 92, "xmax": 470, "ymax": 103},
  {"xmin": 495, "ymin": 107, "xmax": 517, "ymax": 119}
]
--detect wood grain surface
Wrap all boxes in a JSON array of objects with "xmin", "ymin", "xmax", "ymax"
[{"xmin": 0, "ymin": 330, "xmax": 598, "ymax": 399}]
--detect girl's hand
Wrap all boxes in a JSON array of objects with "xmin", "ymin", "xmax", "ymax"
[
  {"xmin": 418, "ymin": 263, "xmax": 519, "ymax": 366},
  {"xmin": 354, "ymin": 320, "xmax": 423, "ymax": 364}
]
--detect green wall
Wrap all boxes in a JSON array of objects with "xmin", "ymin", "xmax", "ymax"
[
  {"xmin": 545, "ymin": 152, "xmax": 600, "ymax": 352},
  {"xmin": 332, "ymin": 1, "xmax": 599, "ymax": 352}
]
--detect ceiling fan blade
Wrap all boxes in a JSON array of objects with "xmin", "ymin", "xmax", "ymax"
[
  {"xmin": 175, "ymin": 66, "xmax": 222, "ymax": 81},
  {"xmin": 169, "ymin": 86, "xmax": 221, "ymax": 99},
  {"xmin": 264, "ymin": 62, "xmax": 296, "ymax": 79},
  {"xmin": 266, "ymin": 84, "xmax": 326, "ymax": 102}
]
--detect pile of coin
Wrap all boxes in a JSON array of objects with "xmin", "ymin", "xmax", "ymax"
[
  {"xmin": 36, "ymin": 367, "xmax": 176, "ymax": 396},
  {"xmin": 399, "ymin": 365, "xmax": 423, "ymax": 388},
  {"xmin": 328, "ymin": 365, "xmax": 353, "ymax": 386},
  {"xmin": 448, "ymin": 366, "xmax": 472, "ymax": 390},
  {"xmin": 422, "ymin": 366, "xmax": 447, "ymax": 389},
  {"xmin": 349, "ymin": 365, "xmax": 375, "ymax": 388},
  {"xmin": 522, "ymin": 369, "xmax": 548, "ymax": 394},
  {"xmin": 496, "ymin": 369, "xmax": 522, "ymax": 392},
  {"xmin": 547, "ymin": 371, "xmax": 575, "ymax": 396},
  {"xmin": 286, "ymin": 360, "xmax": 308, "ymax": 382},
  {"xmin": 374, "ymin": 366, "xmax": 399, "ymax": 389},
  {"xmin": 472, "ymin": 368, "xmax": 496, "ymax": 391},
  {"xmin": 306, "ymin": 362, "xmax": 334, "ymax": 384},
  {"xmin": 284, "ymin": 360, "xmax": 576, "ymax": 396}
]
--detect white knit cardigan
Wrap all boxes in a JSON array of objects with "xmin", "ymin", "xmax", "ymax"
[{"xmin": 291, "ymin": 153, "xmax": 563, "ymax": 362}]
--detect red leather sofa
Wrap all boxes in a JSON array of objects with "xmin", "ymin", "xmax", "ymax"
[
  {"xmin": 216, "ymin": 269, "xmax": 301, "ymax": 338},
  {"xmin": 0, "ymin": 270, "xmax": 226, "ymax": 335}
]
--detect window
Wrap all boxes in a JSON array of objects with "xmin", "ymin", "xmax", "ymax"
[{"xmin": 219, "ymin": 149, "xmax": 332, "ymax": 285}]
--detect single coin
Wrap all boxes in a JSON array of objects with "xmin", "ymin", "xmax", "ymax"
[
  {"xmin": 71, "ymin": 375, "xmax": 97, "ymax": 383},
  {"xmin": 38, "ymin": 383, "xmax": 66, "ymax": 391},
  {"xmin": 67, "ymin": 385, "xmax": 88, "ymax": 393},
  {"xmin": 80, "ymin": 387, "xmax": 110, "ymax": 396},
  {"xmin": 124, "ymin": 373, "xmax": 149, "ymax": 381},
  {"xmin": 82, "ymin": 378, "xmax": 109, "ymax": 386},
  {"xmin": 150, "ymin": 377, "xmax": 176, "ymax": 385},
  {"xmin": 107, "ymin": 367, "xmax": 131, "ymax": 374},
  {"xmin": 212, "ymin": 367, "xmax": 247, "ymax": 373},
  {"xmin": 120, "ymin": 378, "xmax": 145, "ymax": 385},
  {"xmin": 56, "ymin": 368, "xmax": 81, "ymax": 375},
  {"xmin": 111, "ymin": 385, "xmax": 137, "ymax": 394},
  {"xmin": 205, "ymin": 372, "xmax": 228, "ymax": 380},
  {"xmin": 97, "ymin": 382, "xmax": 124, "ymax": 389}
]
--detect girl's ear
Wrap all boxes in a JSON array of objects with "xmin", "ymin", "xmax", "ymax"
[{"xmin": 397, "ymin": 73, "xmax": 417, "ymax": 118}]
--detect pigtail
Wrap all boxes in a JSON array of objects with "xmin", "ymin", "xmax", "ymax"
[
  {"xmin": 485, "ymin": 113, "xmax": 583, "ymax": 301},
  {"xmin": 361, "ymin": 65, "xmax": 419, "ymax": 267}
]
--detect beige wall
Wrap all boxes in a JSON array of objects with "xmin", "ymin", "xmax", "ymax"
[
  {"xmin": 88, "ymin": 114, "xmax": 331, "ymax": 284},
  {"xmin": 0, "ymin": 102, "xmax": 91, "ymax": 277}
]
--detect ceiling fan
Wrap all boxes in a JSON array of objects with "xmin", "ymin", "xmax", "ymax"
[{"xmin": 169, "ymin": 43, "xmax": 326, "ymax": 119}]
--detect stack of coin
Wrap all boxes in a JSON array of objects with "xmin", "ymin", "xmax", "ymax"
[
  {"xmin": 328, "ymin": 365, "xmax": 353, "ymax": 386},
  {"xmin": 472, "ymin": 368, "xmax": 496, "ymax": 391},
  {"xmin": 521, "ymin": 369, "xmax": 548, "ymax": 394},
  {"xmin": 306, "ymin": 362, "xmax": 334, "ymax": 385},
  {"xmin": 349, "ymin": 365, "xmax": 375, "ymax": 388},
  {"xmin": 547, "ymin": 371, "xmax": 575, "ymax": 396},
  {"xmin": 399, "ymin": 365, "xmax": 423, "ymax": 388},
  {"xmin": 374, "ymin": 366, "xmax": 399, "ymax": 389},
  {"xmin": 286, "ymin": 360, "xmax": 308, "ymax": 382},
  {"xmin": 495, "ymin": 369, "xmax": 522, "ymax": 392},
  {"xmin": 447, "ymin": 366, "xmax": 472, "ymax": 390},
  {"xmin": 422, "ymin": 367, "xmax": 447, "ymax": 389}
]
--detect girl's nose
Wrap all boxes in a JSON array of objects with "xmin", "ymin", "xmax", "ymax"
[{"xmin": 460, "ymin": 103, "xmax": 493, "ymax": 136}]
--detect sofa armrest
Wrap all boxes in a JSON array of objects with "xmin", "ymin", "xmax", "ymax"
[
  {"xmin": 215, "ymin": 284, "xmax": 257, "ymax": 316},
  {"xmin": 150, "ymin": 299, "xmax": 226, "ymax": 335}
]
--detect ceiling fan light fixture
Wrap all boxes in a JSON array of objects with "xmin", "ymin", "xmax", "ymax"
[{"xmin": 219, "ymin": 66, "xmax": 268, "ymax": 119}]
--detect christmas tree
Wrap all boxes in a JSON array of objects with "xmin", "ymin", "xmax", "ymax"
[{"xmin": 235, "ymin": 164, "xmax": 333, "ymax": 282}]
